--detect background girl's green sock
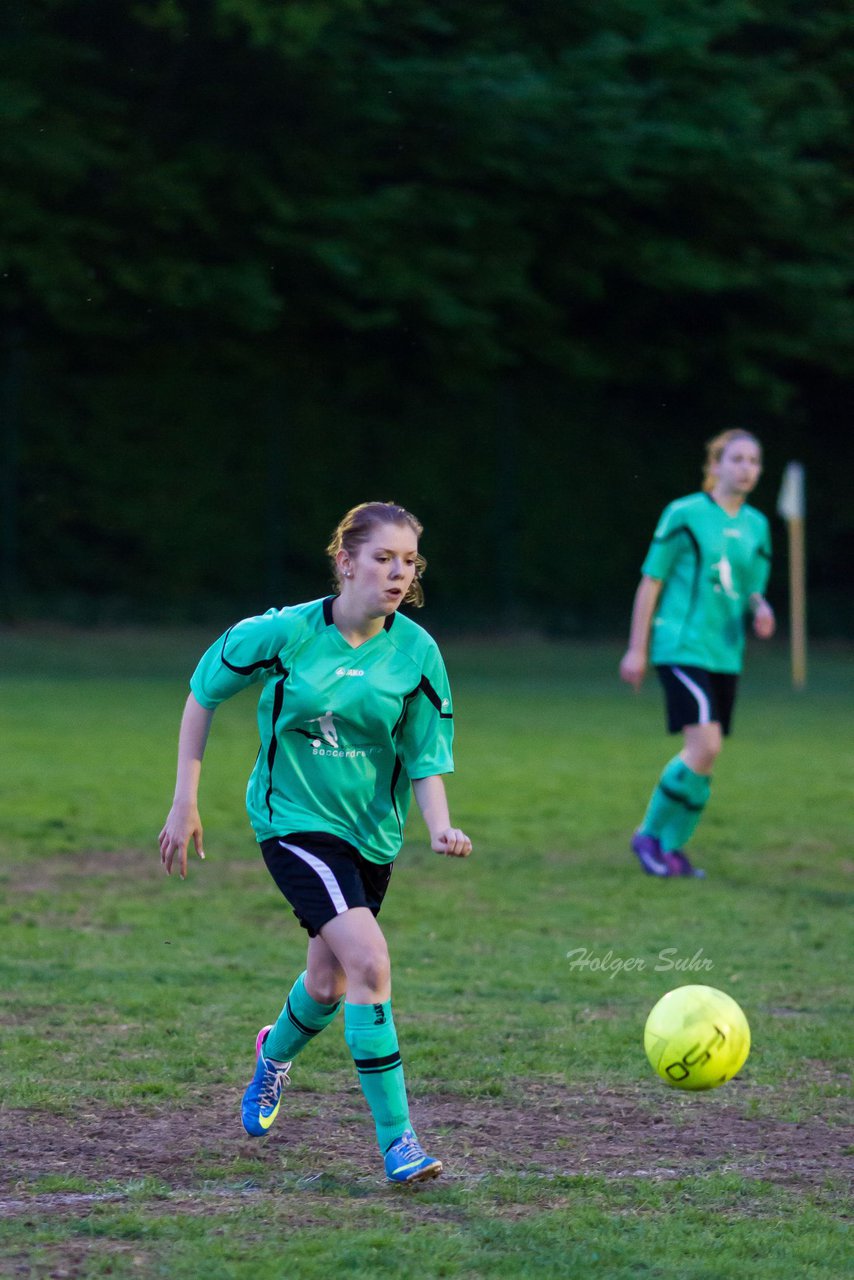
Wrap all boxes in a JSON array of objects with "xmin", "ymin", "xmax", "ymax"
[
  {"xmin": 659, "ymin": 760, "xmax": 712, "ymax": 853},
  {"xmin": 641, "ymin": 754, "xmax": 711, "ymax": 852}
]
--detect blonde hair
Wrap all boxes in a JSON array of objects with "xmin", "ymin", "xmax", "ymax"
[
  {"xmin": 326, "ymin": 501, "xmax": 427, "ymax": 607},
  {"xmin": 702, "ymin": 429, "xmax": 762, "ymax": 492}
]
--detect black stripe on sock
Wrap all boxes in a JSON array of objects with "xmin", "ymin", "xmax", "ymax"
[
  {"xmin": 286, "ymin": 999, "xmax": 322, "ymax": 1039},
  {"xmin": 660, "ymin": 784, "xmax": 705, "ymax": 812},
  {"xmin": 353, "ymin": 1052, "xmax": 402, "ymax": 1074}
]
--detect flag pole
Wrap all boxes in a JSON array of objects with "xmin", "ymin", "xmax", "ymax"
[{"xmin": 776, "ymin": 463, "xmax": 806, "ymax": 690}]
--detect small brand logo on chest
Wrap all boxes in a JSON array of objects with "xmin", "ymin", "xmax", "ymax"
[{"xmin": 335, "ymin": 666, "xmax": 365, "ymax": 677}]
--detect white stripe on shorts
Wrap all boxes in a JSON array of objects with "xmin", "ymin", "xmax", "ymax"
[
  {"xmin": 672, "ymin": 666, "xmax": 711, "ymax": 724},
  {"xmin": 278, "ymin": 841, "xmax": 349, "ymax": 916}
]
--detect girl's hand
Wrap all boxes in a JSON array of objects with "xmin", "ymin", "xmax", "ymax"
[
  {"xmin": 431, "ymin": 827, "xmax": 472, "ymax": 858},
  {"xmin": 619, "ymin": 647, "xmax": 648, "ymax": 690},
  {"xmin": 752, "ymin": 600, "xmax": 776, "ymax": 639},
  {"xmin": 159, "ymin": 803, "xmax": 205, "ymax": 880}
]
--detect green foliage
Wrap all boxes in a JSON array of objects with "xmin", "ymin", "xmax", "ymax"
[
  {"xmin": 2, "ymin": 1, "xmax": 852, "ymax": 623},
  {"xmin": 3, "ymin": 1, "xmax": 851, "ymax": 372}
]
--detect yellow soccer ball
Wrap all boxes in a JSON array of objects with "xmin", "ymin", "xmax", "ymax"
[{"xmin": 644, "ymin": 985, "xmax": 751, "ymax": 1090}]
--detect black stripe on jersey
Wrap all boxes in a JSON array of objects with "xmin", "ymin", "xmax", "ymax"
[
  {"xmin": 264, "ymin": 677, "xmax": 286, "ymax": 821},
  {"xmin": 387, "ymin": 673, "xmax": 451, "ymax": 832},
  {"xmin": 391, "ymin": 687, "xmax": 420, "ymax": 740},
  {"xmin": 652, "ymin": 523, "xmax": 702, "ymax": 645},
  {"xmin": 419, "ymin": 675, "xmax": 453, "ymax": 718},
  {"xmin": 220, "ymin": 626, "xmax": 287, "ymax": 677},
  {"xmin": 388, "ymin": 675, "xmax": 451, "ymax": 829},
  {"xmin": 353, "ymin": 1051, "xmax": 402, "ymax": 1074},
  {"xmin": 390, "ymin": 755, "xmax": 405, "ymax": 839},
  {"xmin": 650, "ymin": 523, "xmax": 701, "ymax": 558}
]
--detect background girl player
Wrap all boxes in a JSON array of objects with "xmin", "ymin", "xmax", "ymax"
[
  {"xmin": 159, "ymin": 502, "xmax": 472, "ymax": 1183},
  {"xmin": 619, "ymin": 430, "xmax": 775, "ymax": 877}
]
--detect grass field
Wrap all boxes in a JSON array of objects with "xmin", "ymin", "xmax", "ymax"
[{"xmin": 1, "ymin": 626, "xmax": 851, "ymax": 1279}]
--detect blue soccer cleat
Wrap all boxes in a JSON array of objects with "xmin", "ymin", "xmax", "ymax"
[
  {"xmin": 631, "ymin": 830, "xmax": 668, "ymax": 876},
  {"xmin": 662, "ymin": 849, "xmax": 707, "ymax": 879},
  {"xmin": 241, "ymin": 1025, "xmax": 291, "ymax": 1137},
  {"xmin": 384, "ymin": 1129, "xmax": 443, "ymax": 1184}
]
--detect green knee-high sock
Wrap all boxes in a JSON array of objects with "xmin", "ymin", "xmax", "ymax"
[
  {"xmin": 659, "ymin": 762, "xmax": 711, "ymax": 853},
  {"xmin": 648, "ymin": 758, "xmax": 712, "ymax": 854},
  {"xmin": 263, "ymin": 971, "xmax": 342, "ymax": 1063},
  {"xmin": 344, "ymin": 1001, "xmax": 411, "ymax": 1153},
  {"xmin": 641, "ymin": 755, "xmax": 684, "ymax": 840}
]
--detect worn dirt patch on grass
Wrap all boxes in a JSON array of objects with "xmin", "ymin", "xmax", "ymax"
[{"xmin": 1, "ymin": 1079, "xmax": 849, "ymax": 1219}]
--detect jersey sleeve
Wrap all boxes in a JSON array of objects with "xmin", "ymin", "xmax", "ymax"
[
  {"xmin": 746, "ymin": 516, "xmax": 772, "ymax": 596},
  {"xmin": 641, "ymin": 502, "xmax": 689, "ymax": 581},
  {"xmin": 189, "ymin": 610, "xmax": 291, "ymax": 709},
  {"xmin": 399, "ymin": 642, "xmax": 455, "ymax": 779}
]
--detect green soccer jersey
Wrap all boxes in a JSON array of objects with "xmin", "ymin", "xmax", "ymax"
[
  {"xmin": 642, "ymin": 493, "xmax": 771, "ymax": 673},
  {"xmin": 189, "ymin": 597, "xmax": 455, "ymax": 864}
]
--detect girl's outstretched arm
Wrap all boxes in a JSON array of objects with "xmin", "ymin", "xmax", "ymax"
[{"xmin": 159, "ymin": 693, "xmax": 215, "ymax": 879}]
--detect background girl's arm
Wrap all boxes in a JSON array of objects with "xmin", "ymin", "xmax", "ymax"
[
  {"xmin": 619, "ymin": 575, "xmax": 663, "ymax": 689},
  {"xmin": 749, "ymin": 593, "xmax": 776, "ymax": 639}
]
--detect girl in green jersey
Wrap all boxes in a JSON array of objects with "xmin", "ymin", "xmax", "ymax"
[
  {"xmin": 160, "ymin": 502, "xmax": 472, "ymax": 1182},
  {"xmin": 620, "ymin": 430, "xmax": 775, "ymax": 877}
]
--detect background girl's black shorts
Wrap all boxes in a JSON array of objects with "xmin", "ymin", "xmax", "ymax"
[
  {"xmin": 260, "ymin": 831, "xmax": 393, "ymax": 937},
  {"xmin": 655, "ymin": 665, "xmax": 739, "ymax": 736}
]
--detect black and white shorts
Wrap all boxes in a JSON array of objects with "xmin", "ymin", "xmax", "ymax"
[
  {"xmin": 260, "ymin": 831, "xmax": 394, "ymax": 937},
  {"xmin": 656, "ymin": 665, "xmax": 739, "ymax": 736}
]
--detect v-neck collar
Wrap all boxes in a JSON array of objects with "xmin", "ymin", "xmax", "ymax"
[
  {"xmin": 704, "ymin": 492, "xmax": 744, "ymax": 520},
  {"xmin": 322, "ymin": 596, "xmax": 396, "ymax": 651}
]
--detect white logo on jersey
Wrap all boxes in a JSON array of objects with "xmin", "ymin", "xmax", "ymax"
[
  {"xmin": 335, "ymin": 666, "xmax": 365, "ymax": 677},
  {"xmin": 711, "ymin": 554, "xmax": 739, "ymax": 600},
  {"xmin": 301, "ymin": 711, "xmax": 382, "ymax": 759},
  {"xmin": 306, "ymin": 711, "xmax": 339, "ymax": 748}
]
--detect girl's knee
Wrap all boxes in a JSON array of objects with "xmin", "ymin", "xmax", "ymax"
[
  {"xmin": 355, "ymin": 947, "xmax": 391, "ymax": 995},
  {"xmin": 307, "ymin": 974, "xmax": 347, "ymax": 1005},
  {"xmin": 690, "ymin": 744, "xmax": 720, "ymax": 773},
  {"xmin": 306, "ymin": 957, "xmax": 347, "ymax": 1006},
  {"xmin": 682, "ymin": 727, "xmax": 722, "ymax": 774}
]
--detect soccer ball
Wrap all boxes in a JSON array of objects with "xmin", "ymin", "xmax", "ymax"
[{"xmin": 644, "ymin": 985, "xmax": 750, "ymax": 1091}]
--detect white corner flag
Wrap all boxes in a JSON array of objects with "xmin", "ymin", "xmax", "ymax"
[
  {"xmin": 777, "ymin": 463, "xmax": 806, "ymax": 689},
  {"xmin": 777, "ymin": 461, "xmax": 805, "ymax": 521}
]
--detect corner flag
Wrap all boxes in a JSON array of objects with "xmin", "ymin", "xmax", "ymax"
[
  {"xmin": 777, "ymin": 463, "xmax": 806, "ymax": 689},
  {"xmin": 777, "ymin": 462, "xmax": 805, "ymax": 521}
]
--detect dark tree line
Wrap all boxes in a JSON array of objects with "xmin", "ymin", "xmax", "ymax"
[{"xmin": 2, "ymin": 1, "xmax": 852, "ymax": 632}]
